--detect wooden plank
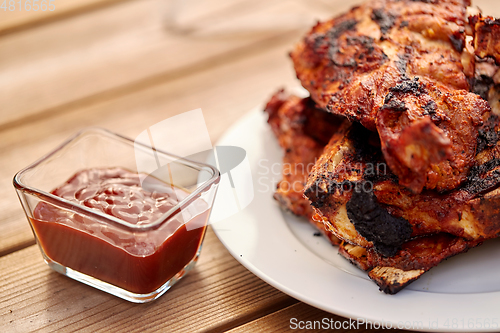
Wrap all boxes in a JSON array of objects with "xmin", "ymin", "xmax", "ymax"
[
  {"xmin": 0, "ymin": 0, "xmax": 344, "ymax": 130},
  {"xmin": 0, "ymin": 0, "xmax": 131, "ymax": 36},
  {"xmin": 0, "ymin": 229, "xmax": 299, "ymax": 332},
  {"xmin": 226, "ymin": 302, "xmax": 414, "ymax": 333},
  {"xmin": 0, "ymin": 42, "xmax": 299, "ymax": 255}
]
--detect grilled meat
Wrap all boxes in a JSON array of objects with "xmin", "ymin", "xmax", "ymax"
[
  {"xmin": 290, "ymin": 0, "xmax": 494, "ymax": 194},
  {"xmin": 305, "ymin": 123, "xmax": 385, "ymax": 250},
  {"xmin": 264, "ymin": 0, "xmax": 500, "ymax": 295},
  {"xmin": 265, "ymin": 90, "xmax": 346, "ymax": 244},
  {"xmin": 302, "ymin": 121, "xmax": 496, "ymax": 293},
  {"xmin": 468, "ymin": 14, "xmax": 500, "ymax": 117},
  {"xmin": 339, "ymin": 234, "xmax": 481, "ymax": 294},
  {"xmin": 305, "ymin": 121, "xmax": 500, "ymax": 256},
  {"xmin": 378, "ymin": 77, "xmax": 490, "ymax": 193},
  {"xmin": 291, "ymin": 0, "xmax": 470, "ymax": 114},
  {"xmin": 471, "ymin": 14, "xmax": 500, "ymax": 65},
  {"xmin": 264, "ymin": 93, "xmax": 486, "ymax": 294}
]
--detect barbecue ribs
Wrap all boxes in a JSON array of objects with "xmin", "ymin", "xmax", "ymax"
[
  {"xmin": 304, "ymin": 120, "xmax": 500, "ymax": 254},
  {"xmin": 290, "ymin": 0, "xmax": 493, "ymax": 194},
  {"xmin": 265, "ymin": 92, "xmax": 485, "ymax": 294},
  {"xmin": 264, "ymin": 0, "xmax": 500, "ymax": 294},
  {"xmin": 339, "ymin": 233, "xmax": 481, "ymax": 294},
  {"xmin": 265, "ymin": 90, "xmax": 346, "ymax": 245}
]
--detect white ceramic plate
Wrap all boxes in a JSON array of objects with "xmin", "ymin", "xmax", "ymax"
[{"xmin": 210, "ymin": 108, "xmax": 500, "ymax": 332}]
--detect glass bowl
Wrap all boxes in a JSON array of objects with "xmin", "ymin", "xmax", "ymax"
[{"xmin": 13, "ymin": 128, "xmax": 220, "ymax": 303}]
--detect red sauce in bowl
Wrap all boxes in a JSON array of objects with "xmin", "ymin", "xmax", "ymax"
[{"xmin": 31, "ymin": 167, "xmax": 209, "ymax": 295}]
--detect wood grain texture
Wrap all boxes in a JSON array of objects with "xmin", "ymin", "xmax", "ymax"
[{"xmin": 0, "ymin": 229, "xmax": 299, "ymax": 332}]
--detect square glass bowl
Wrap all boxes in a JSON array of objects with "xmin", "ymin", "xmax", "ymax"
[{"xmin": 13, "ymin": 128, "xmax": 220, "ymax": 303}]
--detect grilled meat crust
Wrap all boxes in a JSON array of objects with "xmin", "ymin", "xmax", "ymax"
[
  {"xmin": 339, "ymin": 233, "xmax": 478, "ymax": 272},
  {"xmin": 264, "ymin": 90, "xmax": 346, "ymax": 245},
  {"xmin": 264, "ymin": 93, "xmax": 496, "ymax": 293},
  {"xmin": 471, "ymin": 14, "xmax": 500, "ymax": 64},
  {"xmin": 290, "ymin": 0, "xmax": 471, "ymax": 122},
  {"xmin": 290, "ymin": 0, "xmax": 492, "ymax": 194},
  {"xmin": 469, "ymin": 14, "xmax": 500, "ymax": 117},
  {"xmin": 291, "ymin": 0, "xmax": 470, "ymax": 117},
  {"xmin": 339, "ymin": 234, "xmax": 481, "ymax": 294},
  {"xmin": 378, "ymin": 77, "xmax": 490, "ymax": 193},
  {"xmin": 304, "ymin": 123, "xmax": 386, "ymax": 250},
  {"xmin": 265, "ymin": 90, "xmax": 343, "ymax": 151},
  {"xmin": 305, "ymin": 120, "xmax": 500, "ymax": 255}
]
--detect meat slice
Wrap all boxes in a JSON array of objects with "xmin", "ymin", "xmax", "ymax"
[
  {"xmin": 468, "ymin": 14, "xmax": 500, "ymax": 117},
  {"xmin": 339, "ymin": 234, "xmax": 482, "ymax": 294},
  {"xmin": 264, "ymin": 90, "xmax": 346, "ymax": 245},
  {"xmin": 470, "ymin": 14, "xmax": 500, "ymax": 64},
  {"xmin": 304, "ymin": 123, "xmax": 387, "ymax": 251},
  {"xmin": 377, "ymin": 77, "xmax": 489, "ymax": 193},
  {"xmin": 290, "ymin": 0, "xmax": 492, "ymax": 193},
  {"xmin": 291, "ymin": 0, "xmax": 470, "ymax": 118},
  {"xmin": 304, "ymin": 121, "xmax": 500, "ymax": 256}
]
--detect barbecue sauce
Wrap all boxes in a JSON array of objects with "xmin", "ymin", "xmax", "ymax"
[{"xmin": 31, "ymin": 167, "xmax": 209, "ymax": 294}]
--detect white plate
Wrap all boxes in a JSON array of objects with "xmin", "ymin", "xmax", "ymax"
[{"xmin": 210, "ymin": 108, "xmax": 500, "ymax": 332}]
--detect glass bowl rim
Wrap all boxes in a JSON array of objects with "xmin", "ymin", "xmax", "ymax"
[{"xmin": 13, "ymin": 127, "xmax": 220, "ymax": 232}]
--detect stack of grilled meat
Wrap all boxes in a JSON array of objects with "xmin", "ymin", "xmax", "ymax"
[{"xmin": 265, "ymin": 0, "xmax": 500, "ymax": 294}]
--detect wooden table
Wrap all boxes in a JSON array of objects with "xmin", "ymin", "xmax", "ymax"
[{"xmin": 1, "ymin": 1, "xmax": 499, "ymax": 332}]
